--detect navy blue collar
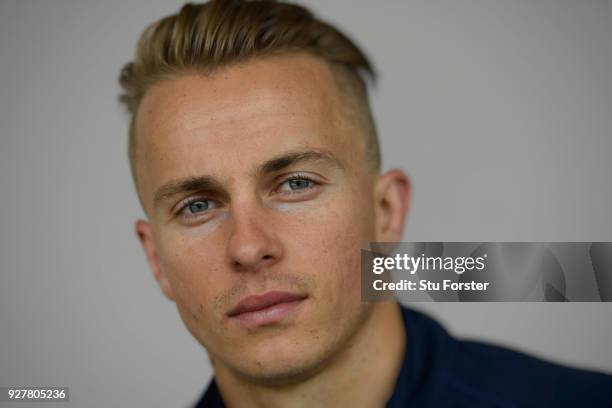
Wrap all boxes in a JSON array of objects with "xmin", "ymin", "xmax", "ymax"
[
  {"xmin": 195, "ymin": 305, "xmax": 612, "ymax": 407},
  {"xmin": 195, "ymin": 306, "xmax": 432, "ymax": 407}
]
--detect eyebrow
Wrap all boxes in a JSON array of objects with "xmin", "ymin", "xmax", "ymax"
[
  {"xmin": 153, "ymin": 176, "xmax": 221, "ymax": 210},
  {"xmin": 152, "ymin": 148, "xmax": 344, "ymax": 210},
  {"xmin": 255, "ymin": 149, "xmax": 344, "ymax": 178}
]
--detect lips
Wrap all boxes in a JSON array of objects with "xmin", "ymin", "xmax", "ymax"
[{"xmin": 227, "ymin": 291, "xmax": 308, "ymax": 327}]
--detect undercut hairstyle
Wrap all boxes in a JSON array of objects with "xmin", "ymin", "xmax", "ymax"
[{"xmin": 119, "ymin": 0, "xmax": 381, "ymax": 186}]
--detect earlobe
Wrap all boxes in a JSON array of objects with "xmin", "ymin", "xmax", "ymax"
[
  {"xmin": 374, "ymin": 170, "xmax": 411, "ymax": 242},
  {"xmin": 135, "ymin": 219, "xmax": 177, "ymax": 302}
]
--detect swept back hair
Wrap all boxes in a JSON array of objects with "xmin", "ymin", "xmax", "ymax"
[{"xmin": 119, "ymin": 0, "xmax": 380, "ymax": 182}]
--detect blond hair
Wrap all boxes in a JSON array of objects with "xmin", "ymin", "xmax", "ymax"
[{"xmin": 119, "ymin": 0, "xmax": 380, "ymax": 181}]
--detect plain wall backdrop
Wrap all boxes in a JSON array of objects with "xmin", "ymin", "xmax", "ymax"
[{"xmin": 1, "ymin": 1, "xmax": 611, "ymax": 407}]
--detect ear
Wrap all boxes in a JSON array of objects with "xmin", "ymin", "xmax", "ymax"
[
  {"xmin": 374, "ymin": 169, "xmax": 411, "ymax": 242},
  {"xmin": 135, "ymin": 219, "xmax": 176, "ymax": 302}
]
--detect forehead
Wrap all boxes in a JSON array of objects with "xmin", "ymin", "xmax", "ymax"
[{"xmin": 134, "ymin": 53, "xmax": 363, "ymax": 209}]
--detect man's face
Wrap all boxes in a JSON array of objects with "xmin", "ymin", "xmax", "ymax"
[{"xmin": 134, "ymin": 53, "xmax": 385, "ymax": 383}]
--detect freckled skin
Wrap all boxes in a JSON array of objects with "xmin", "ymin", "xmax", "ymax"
[{"xmin": 134, "ymin": 53, "xmax": 410, "ymax": 404}]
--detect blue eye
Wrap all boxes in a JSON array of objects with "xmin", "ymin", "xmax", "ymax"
[
  {"xmin": 278, "ymin": 176, "xmax": 318, "ymax": 193},
  {"xmin": 288, "ymin": 179, "xmax": 312, "ymax": 190},
  {"xmin": 182, "ymin": 198, "xmax": 215, "ymax": 215}
]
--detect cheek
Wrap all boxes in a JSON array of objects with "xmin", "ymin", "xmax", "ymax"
[
  {"xmin": 281, "ymin": 189, "xmax": 375, "ymax": 305},
  {"xmin": 155, "ymin": 226, "xmax": 228, "ymax": 319}
]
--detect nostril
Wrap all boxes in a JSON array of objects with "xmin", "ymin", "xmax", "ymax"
[{"xmin": 263, "ymin": 255, "xmax": 273, "ymax": 260}]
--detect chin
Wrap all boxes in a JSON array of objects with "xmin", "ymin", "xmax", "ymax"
[
  {"xmin": 226, "ymin": 333, "xmax": 334, "ymax": 386},
  {"xmin": 234, "ymin": 354, "xmax": 327, "ymax": 386}
]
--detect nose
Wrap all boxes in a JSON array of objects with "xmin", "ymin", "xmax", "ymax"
[{"xmin": 226, "ymin": 202, "xmax": 283, "ymax": 272}]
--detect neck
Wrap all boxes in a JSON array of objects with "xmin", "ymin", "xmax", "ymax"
[{"xmin": 213, "ymin": 301, "xmax": 406, "ymax": 408}]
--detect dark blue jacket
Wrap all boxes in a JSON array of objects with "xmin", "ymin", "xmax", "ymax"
[{"xmin": 195, "ymin": 306, "xmax": 612, "ymax": 407}]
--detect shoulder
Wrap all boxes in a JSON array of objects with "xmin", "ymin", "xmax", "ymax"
[
  {"xmin": 401, "ymin": 307, "xmax": 612, "ymax": 407},
  {"xmin": 448, "ymin": 337, "xmax": 612, "ymax": 407}
]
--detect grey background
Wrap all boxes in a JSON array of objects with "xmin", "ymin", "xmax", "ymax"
[{"xmin": 1, "ymin": 0, "xmax": 611, "ymax": 406}]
